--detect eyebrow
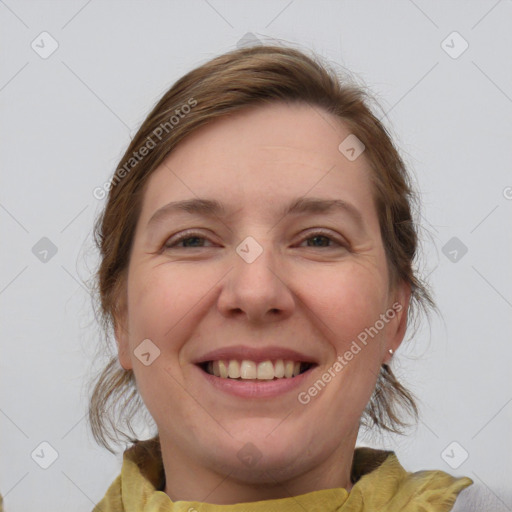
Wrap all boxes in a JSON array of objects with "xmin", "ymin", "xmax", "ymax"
[{"xmin": 146, "ymin": 197, "xmax": 364, "ymax": 229}]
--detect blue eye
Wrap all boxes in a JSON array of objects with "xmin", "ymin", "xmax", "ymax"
[
  {"xmin": 299, "ymin": 231, "xmax": 346, "ymax": 249},
  {"xmin": 164, "ymin": 232, "xmax": 213, "ymax": 249},
  {"xmin": 164, "ymin": 230, "xmax": 347, "ymax": 250},
  {"xmin": 304, "ymin": 234, "xmax": 333, "ymax": 247}
]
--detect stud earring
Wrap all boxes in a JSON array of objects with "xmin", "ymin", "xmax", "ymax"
[{"xmin": 388, "ymin": 349, "xmax": 394, "ymax": 355}]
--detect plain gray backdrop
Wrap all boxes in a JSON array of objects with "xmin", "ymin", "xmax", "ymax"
[{"xmin": 1, "ymin": 1, "xmax": 511, "ymax": 510}]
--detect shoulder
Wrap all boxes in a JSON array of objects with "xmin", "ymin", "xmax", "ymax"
[{"xmin": 350, "ymin": 447, "xmax": 474, "ymax": 512}]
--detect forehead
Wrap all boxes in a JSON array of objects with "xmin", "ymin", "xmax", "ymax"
[{"xmin": 139, "ymin": 102, "xmax": 377, "ymax": 224}]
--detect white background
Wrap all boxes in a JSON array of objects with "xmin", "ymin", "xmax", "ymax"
[{"xmin": 1, "ymin": 1, "xmax": 511, "ymax": 510}]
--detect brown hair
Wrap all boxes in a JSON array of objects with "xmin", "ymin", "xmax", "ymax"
[{"xmin": 88, "ymin": 43, "xmax": 435, "ymax": 453}]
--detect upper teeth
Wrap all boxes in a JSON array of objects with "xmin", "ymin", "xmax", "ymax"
[{"xmin": 206, "ymin": 359, "xmax": 306, "ymax": 380}]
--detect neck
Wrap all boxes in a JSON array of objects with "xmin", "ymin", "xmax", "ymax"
[{"xmin": 161, "ymin": 433, "xmax": 357, "ymax": 505}]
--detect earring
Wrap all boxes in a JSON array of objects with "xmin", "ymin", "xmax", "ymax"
[{"xmin": 388, "ymin": 349, "xmax": 394, "ymax": 356}]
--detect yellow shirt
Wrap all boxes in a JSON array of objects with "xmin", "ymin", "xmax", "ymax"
[{"xmin": 93, "ymin": 437, "xmax": 472, "ymax": 512}]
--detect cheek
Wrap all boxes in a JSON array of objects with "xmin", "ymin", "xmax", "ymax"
[
  {"xmin": 305, "ymin": 263, "xmax": 389, "ymax": 346},
  {"xmin": 124, "ymin": 264, "xmax": 212, "ymax": 425},
  {"xmin": 127, "ymin": 264, "xmax": 198, "ymax": 335},
  {"xmin": 301, "ymin": 264, "xmax": 390, "ymax": 413}
]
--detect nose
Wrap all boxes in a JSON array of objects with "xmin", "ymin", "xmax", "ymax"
[{"xmin": 217, "ymin": 240, "xmax": 295, "ymax": 324}]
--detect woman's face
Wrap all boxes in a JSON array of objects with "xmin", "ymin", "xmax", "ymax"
[{"xmin": 116, "ymin": 102, "xmax": 409, "ymax": 483}]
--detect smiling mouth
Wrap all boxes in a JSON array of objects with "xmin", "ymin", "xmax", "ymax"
[{"xmin": 198, "ymin": 359, "xmax": 315, "ymax": 381}]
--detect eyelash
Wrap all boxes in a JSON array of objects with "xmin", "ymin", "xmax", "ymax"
[{"xmin": 163, "ymin": 229, "xmax": 348, "ymax": 250}]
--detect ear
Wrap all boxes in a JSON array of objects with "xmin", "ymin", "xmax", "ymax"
[
  {"xmin": 112, "ymin": 286, "xmax": 133, "ymax": 371},
  {"xmin": 384, "ymin": 280, "xmax": 411, "ymax": 364},
  {"xmin": 114, "ymin": 315, "xmax": 132, "ymax": 370}
]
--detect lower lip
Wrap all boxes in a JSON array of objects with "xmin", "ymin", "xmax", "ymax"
[{"xmin": 195, "ymin": 365, "xmax": 316, "ymax": 399}]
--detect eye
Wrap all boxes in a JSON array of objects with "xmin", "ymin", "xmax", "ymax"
[
  {"xmin": 297, "ymin": 230, "xmax": 347, "ymax": 249},
  {"xmin": 163, "ymin": 229, "xmax": 347, "ymax": 250},
  {"xmin": 164, "ymin": 230, "xmax": 216, "ymax": 249}
]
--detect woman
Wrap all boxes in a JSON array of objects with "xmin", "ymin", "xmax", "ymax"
[{"xmin": 89, "ymin": 44, "xmax": 473, "ymax": 511}]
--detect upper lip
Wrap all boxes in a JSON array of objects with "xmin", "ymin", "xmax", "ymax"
[{"xmin": 193, "ymin": 345, "xmax": 319, "ymax": 364}]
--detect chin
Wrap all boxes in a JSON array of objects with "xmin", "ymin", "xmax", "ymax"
[
  {"xmin": 199, "ymin": 418, "xmax": 326, "ymax": 482},
  {"xmin": 212, "ymin": 448, "xmax": 312, "ymax": 486}
]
